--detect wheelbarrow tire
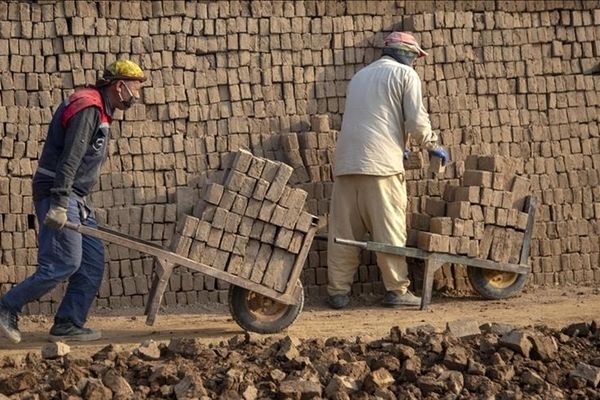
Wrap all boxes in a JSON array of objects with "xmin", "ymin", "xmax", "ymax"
[
  {"xmin": 228, "ymin": 282, "xmax": 304, "ymax": 334},
  {"xmin": 467, "ymin": 266, "xmax": 528, "ymax": 300}
]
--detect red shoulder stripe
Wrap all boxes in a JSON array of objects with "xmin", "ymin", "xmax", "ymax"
[{"xmin": 60, "ymin": 88, "xmax": 105, "ymax": 128}]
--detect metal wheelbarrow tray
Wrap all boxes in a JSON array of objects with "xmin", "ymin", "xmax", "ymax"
[
  {"xmin": 335, "ymin": 196, "xmax": 537, "ymax": 310},
  {"xmin": 65, "ymin": 220, "xmax": 318, "ymax": 334}
]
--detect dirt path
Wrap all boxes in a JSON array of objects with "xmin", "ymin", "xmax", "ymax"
[{"xmin": 2, "ymin": 286, "xmax": 598, "ymax": 357}]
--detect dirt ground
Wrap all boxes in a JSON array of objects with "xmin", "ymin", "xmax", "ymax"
[{"xmin": 2, "ymin": 286, "xmax": 599, "ymax": 357}]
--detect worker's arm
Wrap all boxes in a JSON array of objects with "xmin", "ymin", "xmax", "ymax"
[
  {"xmin": 50, "ymin": 107, "xmax": 100, "ymax": 209},
  {"xmin": 402, "ymin": 69, "xmax": 438, "ymax": 151}
]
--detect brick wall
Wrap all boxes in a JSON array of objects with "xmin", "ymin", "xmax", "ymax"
[{"xmin": 0, "ymin": 1, "xmax": 599, "ymax": 313}]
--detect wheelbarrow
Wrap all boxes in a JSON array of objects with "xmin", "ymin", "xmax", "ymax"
[
  {"xmin": 334, "ymin": 196, "xmax": 537, "ymax": 309},
  {"xmin": 65, "ymin": 219, "xmax": 318, "ymax": 334}
]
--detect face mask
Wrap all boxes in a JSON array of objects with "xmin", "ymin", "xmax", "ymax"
[{"xmin": 118, "ymin": 82, "xmax": 138, "ymax": 109}]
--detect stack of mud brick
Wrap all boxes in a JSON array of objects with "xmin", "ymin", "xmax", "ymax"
[
  {"xmin": 170, "ymin": 150, "xmax": 317, "ymax": 293},
  {"xmin": 2, "ymin": 1, "xmax": 600, "ymax": 314},
  {"xmin": 408, "ymin": 155, "xmax": 531, "ymax": 265}
]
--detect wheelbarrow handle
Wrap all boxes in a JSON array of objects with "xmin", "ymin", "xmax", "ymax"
[
  {"xmin": 64, "ymin": 221, "xmax": 82, "ymax": 231},
  {"xmin": 334, "ymin": 237, "xmax": 368, "ymax": 249}
]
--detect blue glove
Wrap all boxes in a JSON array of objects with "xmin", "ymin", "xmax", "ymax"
[
  {"xmin": 403, "ymin": 148, "xmax": 410, "ymax": 160},
  {"xmin": 429, "ymin": 146, "xmax": 450, "ymax": 166}
]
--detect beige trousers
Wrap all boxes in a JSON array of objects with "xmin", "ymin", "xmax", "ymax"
[{"xmin": 327, "ymin": 173, "xmax": 409, "ymax": 296}]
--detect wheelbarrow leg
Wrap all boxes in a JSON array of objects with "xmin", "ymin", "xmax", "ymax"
[
  {"xmin": 145, "ymin": 258, "xmax": 174, "ymax": 326},
  {"xmin": 420, "ymin": 259, "xmax": 443, "ymax": 310}
]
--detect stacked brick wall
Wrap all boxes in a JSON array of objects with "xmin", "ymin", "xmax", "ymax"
[{"xmin": 0, "ymin": 1, "xmax": 599, "ymax": 313}]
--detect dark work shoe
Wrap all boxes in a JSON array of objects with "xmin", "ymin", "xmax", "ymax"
[
  {"xmin": 48, "ymin": 322, "xmax": 102, "ymax": 342},
  {"xmin": 327, "ymin": 294, "xmax": 350, "ymax": 310},
  {"xmin": 382, "ymin": 291, "xmax": 421, "ymax": 308},
  {"xmin": 0, "ymin": 303, "xmax": 21, "ymax": 344}
]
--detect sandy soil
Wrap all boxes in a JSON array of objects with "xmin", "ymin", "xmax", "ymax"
[{"xmin": 1, "ymin": 286, "xmax": 599, "ymax": 357}]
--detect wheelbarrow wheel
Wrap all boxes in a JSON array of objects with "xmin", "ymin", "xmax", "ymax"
[
  {"xmin": 228, "ymin": 282, "xmax": 304, "ymax": 334},
  {"xmin": 467, "ymin": 267, "xmax": 528, "ymax": 300}
]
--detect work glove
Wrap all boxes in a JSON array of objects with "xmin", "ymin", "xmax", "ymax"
[
  {"xmin": 44, "ymin": 205, "xmax": 68, "ymax": 230},
  {"xmin": 428, "ymin": 146, "xmax": 450, "ymax": 166},
  {"xmin": 403, "ymin": 148, "xmax": 411, "ymax": 160}
]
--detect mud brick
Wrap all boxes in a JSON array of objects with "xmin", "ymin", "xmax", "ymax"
[
  {"xmin": 265, "ymin": 163, "xmax": 294, "ymax": 202},
  {"xmin": 405, "ymin": 151, "xmax": 424, "ymax": 170},
  {"xmin": 474, "ymin": 222, "xmax": 485, "ymax": 240},
  {"xmin": 429, "ymin": 155, "xmax": 446, "ymax": 175},
  {"xmin": 417, "ymin": 232, "xmax": 450, "ymax": 253},
  {"xmin": 223, "ymin": 212, "xmax": 242, "ymax": 233},
  {"xmin": 261, "ymin": 159, "xmax": 280, "ymax": 181},
  {"xmin": 211, "ymin": 207, "xmax": 228, "ymax": 230},
  {"xmin": 449, "ymin": 237, "xmax": 459, "ymax": 254},
  {"xmin": 288, "ymin": 231, "xmax": 304, "ymax": 254},
  {"xmin": 258, "ymin": 200, "xmax": 276, "ymax": 222},
  {"xmin": 200, "ymin": 246, "xmax": 217, "ymax": 267},
  {"xmin": 311, "ymin": 114, "xmax": 330, "ymax": 132},
  {"xmin": 282, "ymin": 189, "xmax": 308, "ymax": 229},
  {"xmin": 227, "ymin": 254, "xmax": 244, "ymax": 275},
  {"xmin": 250, "ymin": 243, "xmax": 272, "ymax": 283},
  {"xmin": 207, "ymin": 228, "xmax": 224, "ymax": 248},
  {"xmin": 219, "ymin": 189, "xmax": 236, "ymax": 210},
  {"xmin": 447, "ymin": 201, "xmax": 471, "ymax": 219},
  {"xmin": 266, "ymin": 248, "xmax": 296, "ymax": 292},
  {"xmin": 233, "ymin": 235, "xmax": 248, "ymax": 256},
  {"xmin": 295, "ymin": 211, "xmax": 316, "ymax": 233},
  {"xmin": 188, "ymin": 240, "xmax": 205, "ymax": 261},
  {"xmin": 507, "ymin": 208, "xmax": 519, "ymax": 227},
  {"xmin": 470, "ymin": 205, "xmax": 484, "ymax": 222},
  {"xmin": 465, "ymin": 155, "xmax": 479, "ymax": 169},
  {"xmin": 250, "ymin": 220, "xmax": 265, "ymax": 240},
  {"xmin": 406, "ymin": 229, "xmax": 419, "ymax": 247},
  {"xmin": 238, "ymin": 216, "xmax": 254, "ymax": 236},
  {"xmin": 457, "ymin": 237, "xmax": 470, "ymax": 255},
  {"xmin": 508, "ymin": 230, "xmax": 524, "ymax": 264},
  {"xmin": 463, "ymin": 170, "xmax": 493, "ymax": 187},
  {"xmin": 201, "ymin": 204, "xmax": 217, "ymax": 222},
  {"xmin": 443, "ymin": 185, "xmax": 458, "ymax": 202},
  {"xmin": 510, "ymin": 175, "xmax": 531, "ymax": 211},
  {"xmin": 490, "ymin": 229, "xmax": 511, "ymax": 263},
  {"xmin": 452, "ymin": 219, "xmax": 465, "ymax": 236},
  {"xmin": 247, "ymin": 157, "xmax": 266, "ymax": 179},
  {"xmin": 261, "ymin": 223, "xmax": 277, "ymax": 244},
  {"xmin": 274, "ymin": 228, "xmax": 293, "ymax": 249},
  {"xmin": 491, "ymin": 191, "xmax": 503, "ymax": 207},
  {"xmin": 516, "ymin": 211, "xmax": 529, "ymax": 230},
  {"xmin": 252, "ymin": 179, "xmax": 270, "ymax": 200},
  {"xmin": 477, "ymin": 155, "xmax": 507, "ymax": 172},
  {"xmin": 195, "ymin": 220, "xmax": 212, "ymax": 242},
  {"xmin": 480, "ymin": 188, "xmax": 494, "ymax": 206},
  {"xmin": 410, "ymin": 213, "xmax": 431, "ymax": 231},
  {"xmin": 123, "ymin": 277, "xmax": 136, "ymax": 296},
  {"xmin": 455, "ymin": 186, "xmax": 480, "ymax": 203},
  {"xmin": 492, "ymin": 173, "xmax": 508, "ymax": 190},
  {"xmin": 425, "ymin": 198, "xmax": 446, "ymax": 217},
  {"xmin": 463, "ymin": 220, "xmax": 474, "ymax": 237},
  {"xmin": 430, "ymin": 217, "xmax": 452, "ymax": 235},
  {"xmin": 501, "ymin": 192, "xmax": 513, "ymax": 209},
  {"xmin": 213, "ymin": 250, "xmax": 230, "ymax": 271},
  {"xmin": 239, "ymin": 240, "xmax": 260, "ymax": 279},
  {"xmin": 231, "ymin": 194, "xmax": 248, "ymax": 215},
  {"xmin": 232, "ymin": 149, "xmax": 253, "ymax": 173},
  {"xmin": 270, "ymin": 205, "xmax": 288, "ymax": 226},
  {"xmin": 479, "ymin": 225, "xmax": 496, "ymax": 259},
  {"xmin": 220, "ymin": 232, "xmax": 236, "ymax": 252},
  {"xmin": 176, "ymin": 216, "xmax": 199, "ymax": 237},
  {"xmin": 496, "ymin": 208, "xmax": 508, "ymax": 226},
  {"xmin": 468, "ymin": 240, "xmax": 479, "ymax": 258},
  {"xmin": 239, "ymin": 176, "xmax": 257, "ymax": 197},
  {"xmin": 245, "ymin": 198, "xmax": 262, "ymax": 218},
  {"xmin": 203, "ymin": 182, "xmax": 224, "ymax": 205},
  {"xmin": 225, "ymin": 170, "xmax": 245, "ymax": 192}
]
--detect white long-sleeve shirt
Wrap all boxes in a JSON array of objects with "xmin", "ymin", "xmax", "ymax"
[{"xmin": 334, "ymin": 56, "xmax": 438, "ymax": 177}]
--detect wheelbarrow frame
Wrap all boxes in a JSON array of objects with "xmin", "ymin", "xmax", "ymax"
[
  {"xmin": 65, "ymin": 221, "xmax": 316, "ymax": 326},
  {"xmin": 334, "ymin": 196, "xmax": 537, "ymax": 310}
]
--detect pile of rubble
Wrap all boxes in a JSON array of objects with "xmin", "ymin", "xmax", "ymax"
[{"xmin": 1, "ymin": 320, "xmax": 599, "ymax": 399}]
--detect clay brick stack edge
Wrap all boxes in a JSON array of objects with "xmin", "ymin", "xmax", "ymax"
[{"xmin": 0, "ymin": 1, "xmax": 599, "ymax": 313}]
